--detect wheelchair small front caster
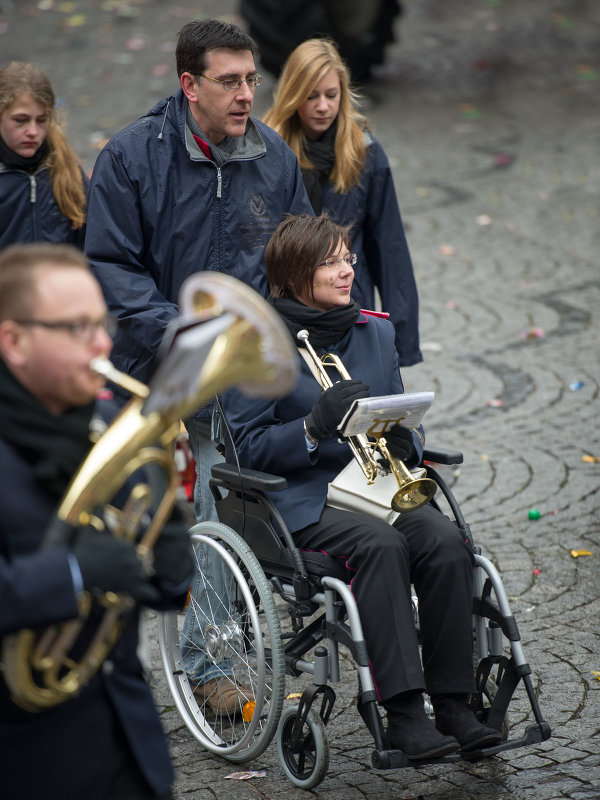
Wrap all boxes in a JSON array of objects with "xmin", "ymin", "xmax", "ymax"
[{"xmin": 276, "ymin": 704, "xmax": 330, "ymax": 789}]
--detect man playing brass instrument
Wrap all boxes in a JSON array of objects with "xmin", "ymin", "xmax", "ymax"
[{"xmin": 0, "ymin": 243, "xmax": 192, "ymax": 799}]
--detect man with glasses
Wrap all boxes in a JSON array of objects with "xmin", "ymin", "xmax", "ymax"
[
  {"xmin": 85, "ymin": 18, "xmax": 312, "ymax": 715},
  {"xmin": 0, "ymin": 242, "xmax": 193, "ymax": 799}
]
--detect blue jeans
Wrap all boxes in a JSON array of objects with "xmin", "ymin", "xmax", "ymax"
[{"xmin": 181, "ymin": 414, "xmax": 232, "ymax": 682}]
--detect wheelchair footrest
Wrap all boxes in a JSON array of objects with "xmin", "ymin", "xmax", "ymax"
[{"xmin": 372, "ymin": 721, "xmax": 552, "ymax": 770}]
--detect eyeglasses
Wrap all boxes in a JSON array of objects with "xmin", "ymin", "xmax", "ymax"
[
  {"xmin": 14, "ymin": 315, "xmax": 118, "ymax": 343},
  {"xmin": 318, "ymin": 253, "xmax": 357, "ymax": 269},
  {"xmin": 198, "ymin": 73, "xmax": 261, "ymax": 91}
]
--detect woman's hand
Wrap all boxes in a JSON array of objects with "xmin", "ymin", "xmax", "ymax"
[{"xmin": 305, "ymin": 379, "xmax": 370, "ymax": 440}]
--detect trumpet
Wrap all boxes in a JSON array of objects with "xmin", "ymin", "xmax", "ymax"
[
  {"xmin": 1, "ymin": 273, "xmax": 298, "ymax": 712},
  {"xmin": 297, "ymin": 329, "xmax": 436, "ymax": 513}
]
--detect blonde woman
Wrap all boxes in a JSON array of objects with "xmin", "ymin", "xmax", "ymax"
[
  {"xmin": 264, "ymin": 38, "xmax": 421, "ymax": 366},
  {"xmin": 0, "ymin": 62, "xmax": 87, "ymax": 248}
]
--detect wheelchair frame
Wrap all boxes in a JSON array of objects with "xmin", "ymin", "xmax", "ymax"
[{"xmin": 158, "ymin": 446, "xmax": 551, "ymax": 789}]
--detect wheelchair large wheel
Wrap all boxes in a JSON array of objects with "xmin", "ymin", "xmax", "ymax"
[
  {"xmin": 158, "ymin": 521, "xmax": 285, "ymax": 762},
  {"xmin": 276, "ymin": 704, "xmax": 330, "ymax": 790}
]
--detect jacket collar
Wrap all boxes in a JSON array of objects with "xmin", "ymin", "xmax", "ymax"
[{"xmin": 151, "ymin": 88, "xmax": 266, "ymax": 162}]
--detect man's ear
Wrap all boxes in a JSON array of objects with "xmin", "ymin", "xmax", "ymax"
[
  {"xmin": 0, "ymin": 321, "xmax": 28, "ymax": 368},
  {"xmin": 180, "ymin": 72, "xmax": 199, "ymax": 104}
]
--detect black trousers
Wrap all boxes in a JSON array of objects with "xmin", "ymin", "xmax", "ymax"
[{"xmin": 294, "ymin": 503, "xmax": 475, "ymax": 702}]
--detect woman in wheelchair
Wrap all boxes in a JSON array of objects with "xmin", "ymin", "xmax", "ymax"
[{"xmin": 221, "ymin": 213, "xmax": 502, "ymax": 760}]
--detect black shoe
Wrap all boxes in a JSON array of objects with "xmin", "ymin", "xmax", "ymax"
[
  {"xmin": 385, "ymin": 690, "xmax": 460, "ymax": 760},
  {"xmin": 432, "ymin": 694, "xmax": 502, "ymax": 752}
]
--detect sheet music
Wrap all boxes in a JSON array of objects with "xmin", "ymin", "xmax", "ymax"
[
  {"xmin": 142, "ymin": 313, "xmax": 234, "ymax": 415},
  {"xmin": 338, "ymin": 391, "xmax": 434, "ymax": 438}
]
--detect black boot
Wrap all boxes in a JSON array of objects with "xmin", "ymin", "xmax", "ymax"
[
  {"xmin": 432, "ymin": 694, "xmax": 502, "ymax": 752},
  {"xmin": 384, "ymin": 690, "xmax": 460, "ymax": 759}
]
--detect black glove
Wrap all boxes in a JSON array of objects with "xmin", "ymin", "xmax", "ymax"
[
  {"xmin": 152, "ymin": 515, "xmax": 194, "ymax": 587},
  {"xmin": 305, "ymin": 379, "xmax": 370, "ymax": 440},
  {"xmin": 72, "ymin": 528, "xmax": 160, "ymax": 606},
  {"xmin": 384, "ymin": 425, "xmax": 417, "ymax": 463}
]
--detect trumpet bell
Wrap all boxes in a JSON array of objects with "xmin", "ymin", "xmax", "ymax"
[{"xmin": 391, "ymin": 476, "xmax": 438, "ymax": 513}]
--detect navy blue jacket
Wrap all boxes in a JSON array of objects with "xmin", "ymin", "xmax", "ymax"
[
  {"xmin": 319, "ymin": 134, "xmax": 422, "ymax": 366},
  {"xmin": 0, "ymin": 162, "xmax": 87, "ymax": 249},
  {"xmin": 222, "ymin": 312, "xmax": 424, "ymax": 532},
  {"xmin": 85, "ymin": 89, "xmax": 312, "ymax": 387},
  {"xmin": 0, "ymin": 401, "xmax": 181, "ymax": 799}
]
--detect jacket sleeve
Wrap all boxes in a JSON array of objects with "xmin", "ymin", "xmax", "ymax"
[
  {"xmin": 222, "ymin": 389, "xmax": 318, "ymax": 478},
  {"xmin": 85, "ymin": 148, "xmax": 178, "ymax": 383},
  {"xmin": 0, "ymin": 547, "xmax": 79, "ymax": 636},
  {"xmin": 363, "ymin": 141, "xmax": 422, "ymax": 366}
]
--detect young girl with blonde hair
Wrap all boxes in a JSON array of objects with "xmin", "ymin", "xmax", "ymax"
[
  {"xmin": 0, "ymin": 62, "xmax": 87, "ymax": 248},
  {"xmin": 264, "ymin": 38, "xmax": 421, "ymax": 366}
]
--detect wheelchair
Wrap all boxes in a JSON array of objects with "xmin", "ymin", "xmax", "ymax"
[{"xmin": 158, "ymin": 445, "xmax": 551, "ymax": 789}]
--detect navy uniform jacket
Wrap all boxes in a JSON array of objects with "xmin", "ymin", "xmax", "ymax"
[
  {"xmin": 222, "ymin": 312, "xmax": 423, "ymax": 533},
  {"xmin": 0, "ymin": 162, "xmax": 87, "ymax": 249},
  {"xmin": 0, "ymin": 406, "xmax": 181, "ymax": 799}
]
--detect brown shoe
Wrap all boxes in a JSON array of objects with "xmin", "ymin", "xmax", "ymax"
[{"xmin": 193, "ymin": 678, "xmax": 251, "ymax": 715}]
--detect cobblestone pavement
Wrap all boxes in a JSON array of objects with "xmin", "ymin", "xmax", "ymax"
[{"xmin": 3, "ymin": 1, "xmax": 599, "ymax": 798}]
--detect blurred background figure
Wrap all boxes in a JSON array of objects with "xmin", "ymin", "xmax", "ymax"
[
  {"xmin": 263, "ymin": 38, "xmax": 421, "ymax": 366},
  {"xmin": 0, "ymin": 62, "xmax": 87, "ymax": 249},
  {"xmin": 241, "ymin": 0, "xmax": 402, "ymax": 84}
]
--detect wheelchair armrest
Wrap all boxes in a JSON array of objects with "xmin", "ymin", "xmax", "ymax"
[
  {"xmin": 422, "ymin": 446, "xmax": 463, "ymax": 465},
  {"xmin": 210, "ymin": 462, "xmax": 288, "ymax": 493}
]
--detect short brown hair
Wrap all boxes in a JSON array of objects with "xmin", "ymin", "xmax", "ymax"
[
  {"xmin": 176, "ymin": 19, "xmax": 257, "ymax": 77},
  {"xmin": 0, "ymin": 242, "xmax": 89, "ymax": 321},
  {"xmin": 265, "ymin": 213, "xmax": 351, "ymax": 300}
]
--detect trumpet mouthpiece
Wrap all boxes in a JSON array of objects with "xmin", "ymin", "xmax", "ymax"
[{"xmin": 297, "ymin": 329, "xmax": 309, "ymax": 342}]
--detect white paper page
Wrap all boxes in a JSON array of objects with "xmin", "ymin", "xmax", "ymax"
[{"xmin": 339, "ymin": 391, "xmax": 434, "ymax": 438}]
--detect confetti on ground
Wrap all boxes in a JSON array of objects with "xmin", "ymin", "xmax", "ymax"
[
  {"xmin": 521, "ymin": 327, "xmax": 544, "ymax": 339},
  {"xmin": 591, "ymin": 671, "xmax": 600, "ymax": 681},
  {"xmin": 421, "ymin": 341, "xmax": 442, "ymax": 352},
  {"xmin": 286, "ymin": 692, "xmax": 302, "ymax": 700},
  {"xmin": 486, "ymin": 398, "xmax": 503, "ymax": 407},
  {"xmin": 528, "ymin": 509, "xmax": 541, "ymax": 520},
  {"xmin": 126, "ymin": 36, "xmax": 146, "ymax": 50},
  {"xmin": 477, "ymin": 214, "xmax": 492, "ymax": 225},
  {"xmin": 494, "ymin": 153, "xmax": 514, "ymax": 166},
  {"xmin": 568, "ymin": 380, "xmax": 584, "ymax": 391},
  {"xmin": 438, "ymin": 244, "xmax": 456, "ymax": 255},
  {"xmin": 582, "ymin": 454, "xmax": 600, "ymax": 463},
  {"xmin": 570, "ymin": 549, "xmax": 592, "ymax": 558},
  {"xmin": 445, "ymin": 300, "xmax": 458, "ymax": 309},
  {"xmin": 460, "ymin": 102, "xmax": 481, "ymax": 119},
  {"xmin": 532, "ymin": 568, "xmax": 541, "ymax": 576},
  {"xmin": 225, "ymin": 771, "xmax": 267, "ymax": 780}
]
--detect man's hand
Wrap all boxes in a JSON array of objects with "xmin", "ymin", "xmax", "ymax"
[{"xmin": 72, "ymin": 529, "xmax": 160, "ymax": 605}]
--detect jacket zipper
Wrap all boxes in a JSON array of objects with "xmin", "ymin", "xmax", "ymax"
[
  {"xmin": 216, "ymin": 167, "xmax": 222, "ymax": 198},
  {"xmin": 29, "ymin": 174, "xmax": 37, "ymax": 203}
]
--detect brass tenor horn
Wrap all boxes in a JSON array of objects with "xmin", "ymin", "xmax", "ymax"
[
  {"xmin": 1, "ymin": 273, "xmax": 298, "ymax": 712},
  {"xmin": 297, "ymin": 329, "xmax": 436, "ymax": 513}
]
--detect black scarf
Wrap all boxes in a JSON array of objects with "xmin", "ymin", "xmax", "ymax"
[
  {"xmin": 0, "ymin": 134, "xmax": 49, "ymax": 173},
  {"xmin": 0, "ymin": 358, "xmax": 95, "ymax": 500},
  {"xmin": 300, "ymin": 119, "xmax": 337, "ymax": 214},
  {"xmin": 270, "ymin": 296, "xmax": 361, "ymax": 349}
]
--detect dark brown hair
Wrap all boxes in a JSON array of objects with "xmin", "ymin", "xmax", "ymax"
[
  {"xmin": 0, "ymin": 242, "xmax": 89, "ymax": 321},
  {"xmin": 176, "ymin": 19, "xmax": 257, "ymax": 77},
  {"xmin": 265, "ymin": 213, "xmax": 351, "ymax": 300}
]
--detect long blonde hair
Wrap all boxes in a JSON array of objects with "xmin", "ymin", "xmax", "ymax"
[
  {"xmin": 263, "ymin": 39, "xmax": 367, "ymax": 194},
  {"xmin": 0, "ymin": 62, "xmax": 86, "ymax": 229}
]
